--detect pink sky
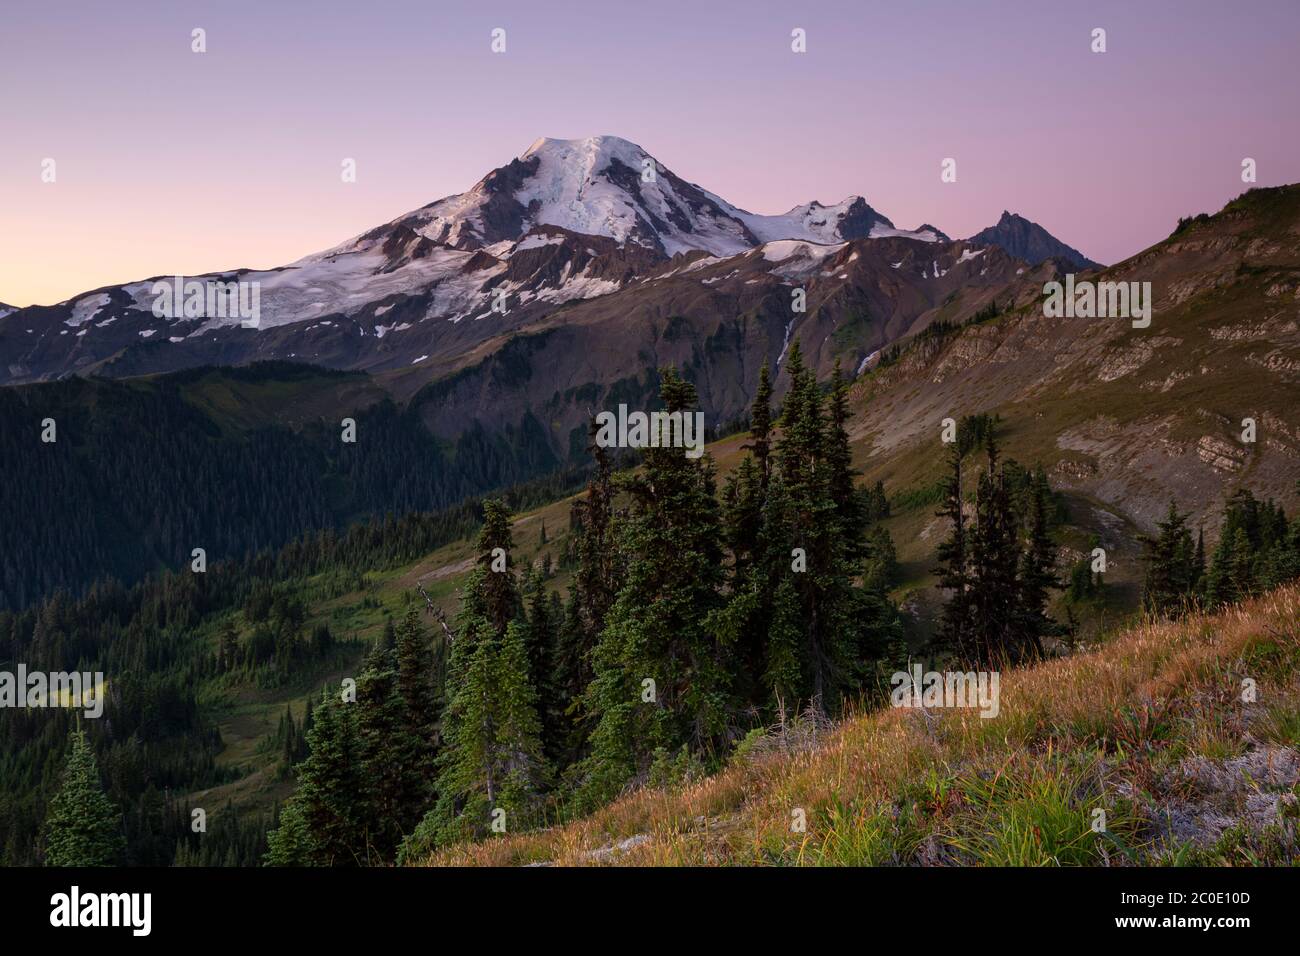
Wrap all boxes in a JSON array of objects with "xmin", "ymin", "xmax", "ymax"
[{"xmin": 2, "ymin": 0, "xmax": 1298, "ymax": 307}]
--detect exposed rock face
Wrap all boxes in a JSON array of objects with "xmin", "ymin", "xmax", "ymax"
[
  {"xmin": 967, "ymin": 210, "xmax": 1100, "ymax": 269},
  {"xmin": 849, "ymin": 185, "xmax": 1300, "ymax": 536}
]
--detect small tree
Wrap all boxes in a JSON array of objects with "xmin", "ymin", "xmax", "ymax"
[{"xmin": 42, "ymin": 729, "xmax": 125, "ymax": 866}]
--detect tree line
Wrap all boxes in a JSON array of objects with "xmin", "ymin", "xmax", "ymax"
[
  {"xmin": 1143, "ymin": 487, "xmax": 1300, "ymax": 617},
  {"xmin": 0, "ymin": 364, "xmax": 573, "ymax": 610}
]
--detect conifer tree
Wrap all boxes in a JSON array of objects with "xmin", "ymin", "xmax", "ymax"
[
  {"xmin": 554, "ymin": 588, "xmax": 587, "ymax": 715},
  {"xmin": 477, "ymin": 500, "xmax": 522, "ymax": 635},
  {"xmin": 394, "ymin": 603, "xmax": 438, "ymax": 789},
  {"xmin": 578, "ymin": 368, "xmax": 728, "ymax": 808},
  {"xmin": 42, "ymin": 729, "xmax": 125, "ymax": 866},
  {"xmin": 1142, "ymin": 501, "xmax": 1198, "ymax": 616},
  {"xmin": 826, "ymin": 361, "xmax": 866, "ymax": 554},
  {"xmin": 521, "ymin": 566, "xmax": 564, "ymax": 760},
  {"xmin": 355, "ymin": 638, "xmax": 421, "ymax": 860},
  {"xmin": 1192, "ymin": 528, "xmax": 1206, "ymax": 596},
  {"xmin": 1014, "ymin": 472, "xmax": 1059, "ymax": 657},
  {"xmin": 934, "ymin": 444, "xmax": 971, "ymax": 660},
  {"xmin": 748, "ymin": 360, "xmax": 774, "ymax": 490},
  {"xmin": 1205, "ymin": 526, "xmax": 1253, "ymax": 607},
  {"xmin": 280, "ymin": 688, "xmax": 364, "ymax": 866},
  {"xmin": 966, "ymin": 435, "xmax": 1024, "ymax": 665},
  {"xmin": 571, "ymin": 419, "xmax": 621, "ymax": 656},
  {"xmin": 263, "ymin": 800, "xmax": 311, "ymax": 866},
  {"xmin": 763, "ymin": 577, "xmax": 805, "ymax": 705},
  {"xmin": 772, "ymin": 341, "xmax": 852, "ymax": 707},
  {"xmin": 404, "ymin": 501, "xmax": 548, "ymax": 854},
  {"xmin": 417, "ymin": 625, "xmax": 548, "ymax": 849},
  {"xmin": 217, "ymin": 619, "xmax": 239, "ymax": 673}
]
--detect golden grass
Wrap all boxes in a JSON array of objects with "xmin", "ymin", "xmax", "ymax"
[{"xmin": 419, "ymin": 585, "xmax": 1300, "ymax": 866}]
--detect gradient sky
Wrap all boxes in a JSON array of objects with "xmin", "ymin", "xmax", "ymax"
[{"xmin": 3, "ymin": 0, "xmax": 1298, "ymax": 307}]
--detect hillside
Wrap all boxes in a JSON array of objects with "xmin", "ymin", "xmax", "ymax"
[
  {"xmin": 418, "ymin": 584, "xmax": 1300, "ymax": 866},
  {"xmin": 840, "ymin": 185, "xmax": 1300, "ymax": 630}
]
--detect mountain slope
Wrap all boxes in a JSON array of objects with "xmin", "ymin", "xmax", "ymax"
[
  {"xmin": 417, "ymin": 583, "xmax": 1300, "ymax": 866},
  {"xmin": 850, "ymin": 185, "xmax": 1300, "ymax": 544}
]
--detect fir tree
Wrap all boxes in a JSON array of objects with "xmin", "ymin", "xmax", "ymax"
[
  {"xmin": 747, "ymin": 360, "xmax": 774, "ymax": 489},
  {"xmin": 404, "ymin": 501, "xmax": 547, "ymax": 855},
  {"xmin": 570, "ymin": 418, "xmax": 621, "ymax": 659},
  {"xmin": 1142, "ymin": 501, "xmax": 1198, "ymax": 616},
  {"xmin": 277, "ymin": 688, "xmax": 365, "ymax": 866},
  {"xmin": 1014, "ymin": 472, "xmax": 1059, "ymax": 657},
  {"xmin": 415, "ymin": 624, "xmax": 548, "ymax": 851},
  {"xmin": 394, "ymin": 603, "xmax": 438, "ymax": 790},
  {"xmin": 771, "ymin": 341, "xmax": 855, "ymax": 708},
  {"xmin": 477, "ymin": 499, "xmax": 522, "ymax": 635},
  {"xmin": 217, "ymin": 619, "xmax": 239, "ymax": 673},
  {"xmin": 355, "ymin": 639, "xmax": 420, "ymax": 860},
  {"xmin": 965, "ymin": 435, "xmax": 1024, "ymax": 665},
  {"xmin": 1205, "ymin": 526, "xmax": 1254, "ymax": 607},
  {"xmin": 825, "ymin": 361, "xmax": 866, "ymax": 554},
  {"xmin": 578, "ymin": 368, "xmax": 729, "ymax": 808},
  {"xmin": 42, "ymin": 729, "xmax": 125, "ymax": 866},
  {"xmin": 521, "ymin": 567, "xmax": 564, "ymax": 761},
  {"xmin": 934, "ymin": 444, "xmax": 971, "ymax": 659},
  {"xmin": 263, "ymin": 801, "xmax": 311, "ymax": 866}
]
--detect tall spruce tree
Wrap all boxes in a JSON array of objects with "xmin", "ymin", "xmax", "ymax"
[
  {"xmin": 570, "ymin": 419, "xmax": 621, "ymax": 656},
  {"xmin": 966, "ymin": 435, "xmax": 1025, "ymax": 666},
  {"xmin": 403, "ymin": 501, "xmax": 548, "ymax": 855},
  {"xmin": 42, "ymin": 729, "xmax": 125, "ymax": 866},
  {"xmin": 1142, "ymin": 501, "xmax": 1198, "ymax": 616},
  {"xmin": 521, "ymin": 566, "xmax": 564, "ymax": 761},
  {"xmin": 274, "ymin": 687, "xmax": 365, "ymax": 866},
  {"xmin": 748, "ymin": 360, "xmax": 774, "ymax": 490},
  {"xmin": 933, "ymin": 444, "xmax": 971, "ymax": 660},
  {"xmin": 394, "ymin": 603, "xmax": 438, "ymax": 789},
  {"xmin": 578, "ymin": 368, "xmax": 729, "ymax": 809},
  {"xmin": 354, "ymin": 636, "xmax": 428, "ymax": 861},
  {"xmin": 1014, "ymin": 471, "xmax": 1059, "ymax": 657},
  {"xmin": 773, "ymin": 340, "xmax": 849, "ymax": 708}
]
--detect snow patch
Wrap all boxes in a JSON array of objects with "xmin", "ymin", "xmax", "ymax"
[{"xmin": 67, "ymin": 293, "xmax": 110, "ymax": 328}]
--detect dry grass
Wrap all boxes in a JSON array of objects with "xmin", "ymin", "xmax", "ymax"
[{"xmin": 419, "ymin": 585, "xmax": 1300, "ymax": 866}]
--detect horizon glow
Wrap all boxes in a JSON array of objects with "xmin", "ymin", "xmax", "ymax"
[{"xmin": 2, "ymin": 0, "xmax": 1298, "ymax": 307}]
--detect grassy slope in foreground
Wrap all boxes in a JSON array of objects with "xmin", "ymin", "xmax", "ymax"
[{"xmin": 420, "ymin": 585, "xmax": 1300, "ymax": 866}]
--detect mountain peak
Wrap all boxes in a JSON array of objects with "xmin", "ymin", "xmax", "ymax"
[
  {"xmin": 520, "ymin": 135, "xmax": 650, "ymax": 170},
  {"xmin": 968, "ymin": 211, "xmax": 1098, "ymax": 269},
  {"xmin": 370, "ymin": 136, "xmax": 913, "ymax": 260}
]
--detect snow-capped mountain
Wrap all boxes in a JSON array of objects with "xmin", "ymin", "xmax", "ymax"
[
  {"xmin": 341, "ymin": 136, "xmax": 922, "ymax": 260},
  {"xmin": 0, "ymin": 135, "xmax": 1095, "ymax": 389}
]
